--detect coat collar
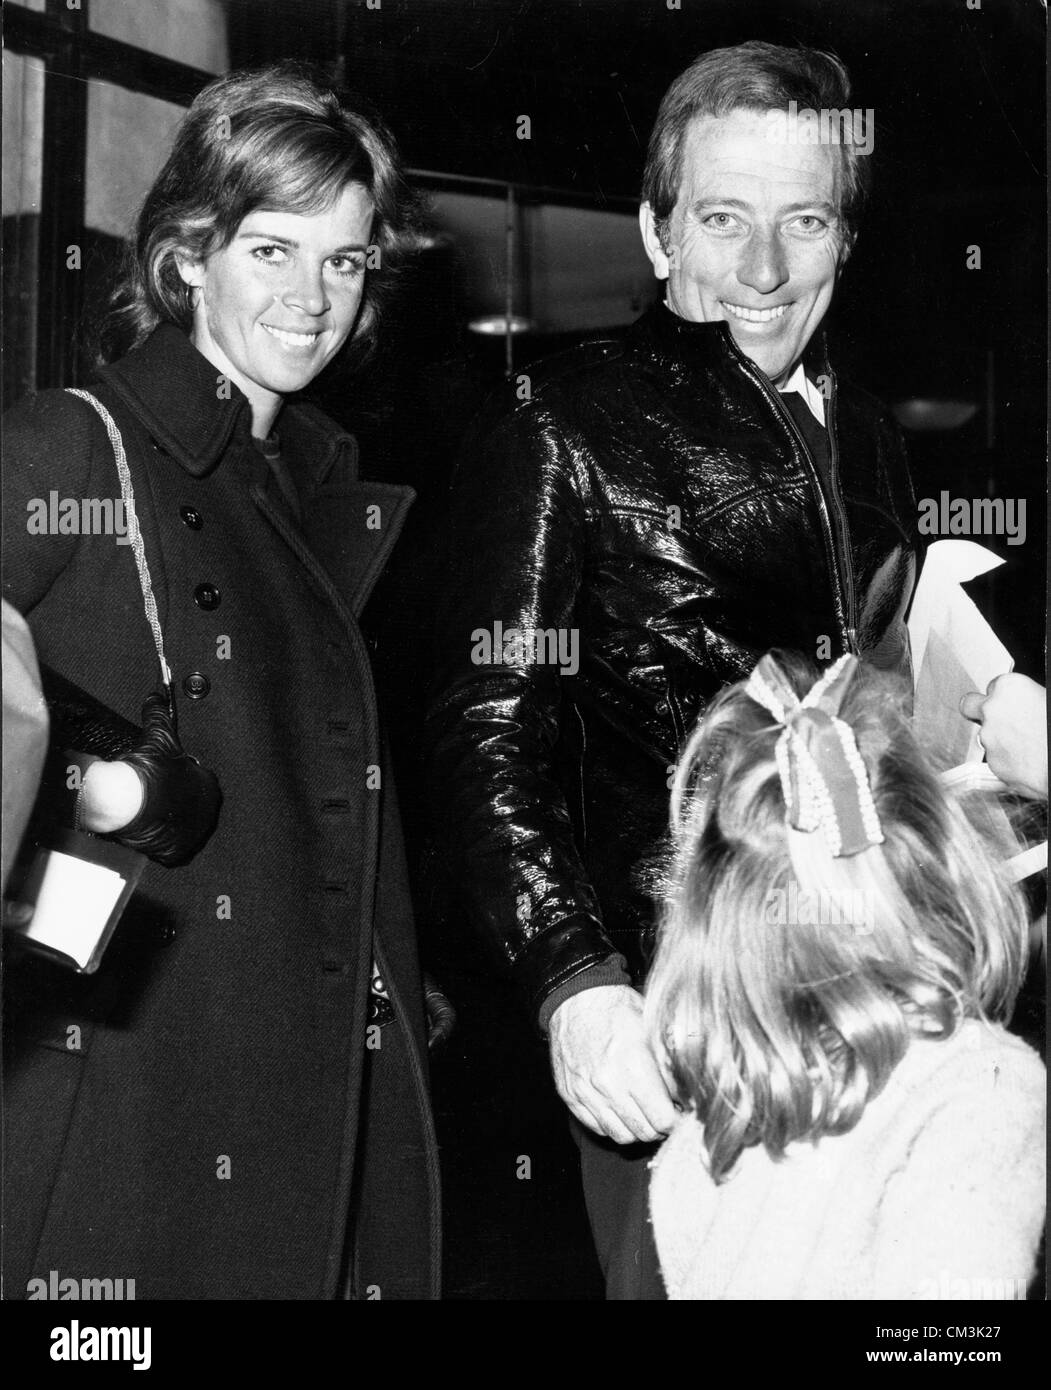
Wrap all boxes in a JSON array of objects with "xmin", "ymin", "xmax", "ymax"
[
  {"xmin": 629, "ymin": 299, "xmax": 833, "ymax": 389},
  {"xmin": 96, "ymin": 324, "xmax": 410, "ymax": 620},
  {"xmin": 96, "ymin": 322, "xmax": 357, "ymax": 483},
  {"xmin": 252, "ymin": 470, "xmax": 416, "ymax": 623}
]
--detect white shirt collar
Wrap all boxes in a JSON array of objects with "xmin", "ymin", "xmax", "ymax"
[{"xmin": 777, "ymin": 361, "xmax": 826, "ymax": 426}]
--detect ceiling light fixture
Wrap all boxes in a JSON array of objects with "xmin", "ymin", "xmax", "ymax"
[{"xmin": 467, "ymin": 184, "xmax": 535, "ymax": 369}]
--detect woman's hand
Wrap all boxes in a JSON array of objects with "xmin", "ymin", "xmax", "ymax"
[
  {"xmin": 45, "ymin": 671, "xmax": 222, "ymax": 866},
  {"xmin": 78, "ymin": 756, "xmax": 146, "ymax": 832},
  {"xmin": 74, "ymin": 695, "xmax": 222, "ymax": 867},
  {"xmin": 112, "ymin": 694, "xmax": 222, "ymax": 867}
]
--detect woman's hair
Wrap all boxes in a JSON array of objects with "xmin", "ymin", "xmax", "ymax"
[
  {"xmin": 641, "ymin": 40, "xmax": 870, "ymax": 252},
  {"xmin": 644, "ymin": 649, "xmax": 1030, "ymax": 1184},
  {"xmin": 97, "ymin": 63, "xmax": 419, "ymax": 369}
]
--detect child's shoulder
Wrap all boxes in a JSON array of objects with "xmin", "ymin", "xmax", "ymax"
[
  {"xmin": 889, "ymin": 1020, "xmax": 1045, "ymax": 1130},
  {"xmin": 911, "ymin": 1019, "xmax": 1043, "ymax": 1085}
]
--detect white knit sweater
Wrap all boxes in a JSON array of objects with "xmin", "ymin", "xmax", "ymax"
[{"xmin": 649, "ymin": 1021, "xmax": 1045, "ymax": 1300}]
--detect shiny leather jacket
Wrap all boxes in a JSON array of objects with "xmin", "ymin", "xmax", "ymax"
[{"xmin": 426, "ymin": 302, "xmax": 918, "ymax": 1021}]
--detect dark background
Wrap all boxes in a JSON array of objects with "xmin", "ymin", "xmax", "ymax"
[{"xmin": 4, "ymin": 0, "xmax": 1046, "ymax": 1299}]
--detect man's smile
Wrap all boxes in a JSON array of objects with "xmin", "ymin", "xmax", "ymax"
[{"xmin": 720, "ymin": 301, "xmax": 790, "ymax": 324}]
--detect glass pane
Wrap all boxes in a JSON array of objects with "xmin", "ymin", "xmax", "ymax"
[
  {"xmin": 429, "ymin": 191, "xmax": 508, "ymax": 317},
  {"xmin": 90, "ymin": 0, "xmax": 229, "ymax": 74},
  {"xmin": 80, "ymin": 81, "xmax": 186, "ymax": 374},
  {"xmin": 85, "ymin": 79, "xmax": 185, "ymax": 238},
  {"xmin": 429, "ymin": 190, "xmax": 652, "ymax": 335},
  {"xmin": 2, "ymin": 51, "xmax": 45, "ymax": 402},
  {"xmin": 2, "ymin": 50, "xmax": 44, "ymax": 216},
  {"xmin": 529, "ymin": 204, "xmax": 652, "ymax": 333}
]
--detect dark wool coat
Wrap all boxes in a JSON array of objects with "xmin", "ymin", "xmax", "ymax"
[{"xmin": 2, "ymin": 324, "xmax": 440, "ymax": 1299}]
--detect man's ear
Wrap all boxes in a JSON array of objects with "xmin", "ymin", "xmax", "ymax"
[{"xmin": 639, "ymin": 202, "xmax": 671, "ymax": 280}]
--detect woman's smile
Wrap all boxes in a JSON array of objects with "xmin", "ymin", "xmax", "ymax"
[{"xmin": 260, "ymin": 323, "xmax": 324, "ymax": 349}]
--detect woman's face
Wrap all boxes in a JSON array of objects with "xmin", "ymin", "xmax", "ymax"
[{"xmin": 179, "ymin": 182, "xmax": 375, "ymax": 425}]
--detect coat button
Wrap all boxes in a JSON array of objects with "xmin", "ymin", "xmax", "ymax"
[
  {"xmin": 194, "ymin": 583, "xmax": 221, "ymax": 610},
  {"xmin": 180, "ymin": 506, "xmax": 203, "ymax": 530},
  {"xmin": 183, "ymin": 672, "xmax": 211, "ymax": 700}
]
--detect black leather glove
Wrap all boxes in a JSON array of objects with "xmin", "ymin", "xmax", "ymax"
[
  {"xmin": 115, "ymin": 692, "xmax": 222, "ymax": 867},
  {"xmin": 42, "ymin": 665, "xmax": 139, "ymax": 760},
  {"xmin": 423, "ymin": 972, "xmax": 456, "ymax": 1050},
  {"xmin": 41, "ymin": 668, "xmax": 221, "ymax": 868}
]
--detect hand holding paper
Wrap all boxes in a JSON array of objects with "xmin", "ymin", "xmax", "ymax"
[
  {"xmin": 908, "ymin": 540, "xmax": 1046, "ymax": 882},
  {"xmin": 960, "ymin": 673, "xmax": 1048, "ymax": 800},
  {"xmin": 907, "ymin": 539, "xmax": 1013, "ymax": 771}
]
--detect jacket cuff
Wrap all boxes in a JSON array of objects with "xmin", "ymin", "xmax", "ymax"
[{"xmin": 537, "ymin": 953, "xmax": 632, "ymax": 1035}]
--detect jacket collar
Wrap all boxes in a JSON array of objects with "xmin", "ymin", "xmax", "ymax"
[
  {"xmin": 629, "ymin": 299, "xmax": 833, "ymax": 389},
  {"xmin": 778, "ymin": 360, "xmax": 827, "ymax": 425},
  {"xmin": 96, "ymin": 323, "xmax": 356, "ymax": 483}
]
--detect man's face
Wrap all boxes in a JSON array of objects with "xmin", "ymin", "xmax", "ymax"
[{"xmin": 640, "ymin": 108, "xmax": 849, "ymax": 385}]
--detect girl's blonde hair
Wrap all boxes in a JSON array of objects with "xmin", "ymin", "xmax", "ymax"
[{"xmin": 644, "ymin": 649, "xmax": 1030, "ymax": 1183}]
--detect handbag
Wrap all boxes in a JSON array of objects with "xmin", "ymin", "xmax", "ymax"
[{"xmin": 4, "ymin": 390, "xmax": 176, "ymax": 972}]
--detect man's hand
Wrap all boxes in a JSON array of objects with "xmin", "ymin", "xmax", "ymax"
[
  {"xmin": 960, "ymin": 674, "xmax": 1048, "ymax": 800},
  {"xmin": 548, "ymin": 985, "xmax": 677, "ymax": 1144}
]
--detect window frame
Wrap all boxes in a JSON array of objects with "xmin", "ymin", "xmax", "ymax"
[{"xmin": 5, "ymin": 0, "xmax": 213, "ymax": 390}]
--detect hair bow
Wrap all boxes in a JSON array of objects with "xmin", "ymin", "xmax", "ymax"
[{"xmin": 744, "ymin": 653, "xmax": 883, "ymax": 858}]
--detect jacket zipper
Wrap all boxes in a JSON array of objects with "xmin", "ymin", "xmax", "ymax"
[
  {"xmin": 734, "ymin": 356, "xmax": 858, "ymax": 655},
  {"xmin": 573, "ymin": 702, "xmax": 589, "ymax": 845},
  {"xmin": 823, "ymin": 377, "xmax": 858, "ymax": 652}
]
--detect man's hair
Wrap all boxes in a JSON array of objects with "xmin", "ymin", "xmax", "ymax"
[
  {"xmin": 644, "ymin": 650, "xmax": 1031, "ymax": 1185},
  {"xmin": 641, "ymin": 40, "xmax": 870, "ymax": 249},
  {"xmin": 98, "ymin": 63, "xmax": 419, "ymax": 368}
]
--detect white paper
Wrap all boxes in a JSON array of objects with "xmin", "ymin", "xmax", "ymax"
[
  {"xmin": 939, "ymin": 763, "xmax": 1046, "ymax": 882},
  {"xmin": 20, "ymin": 849, "xmax": 127, "ymax": 970},
  {"xmin": 908, "ymin": 540, "xmax": 1013, "ymax": 769},
  {"xmin": 913, "ymin": 551, "xmax": 1046, "ymax": 882}
]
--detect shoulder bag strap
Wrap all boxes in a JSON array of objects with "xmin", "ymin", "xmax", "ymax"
[{"xmin": 65, "ymin": 388, "xmax": 173, "ymax": 700}]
